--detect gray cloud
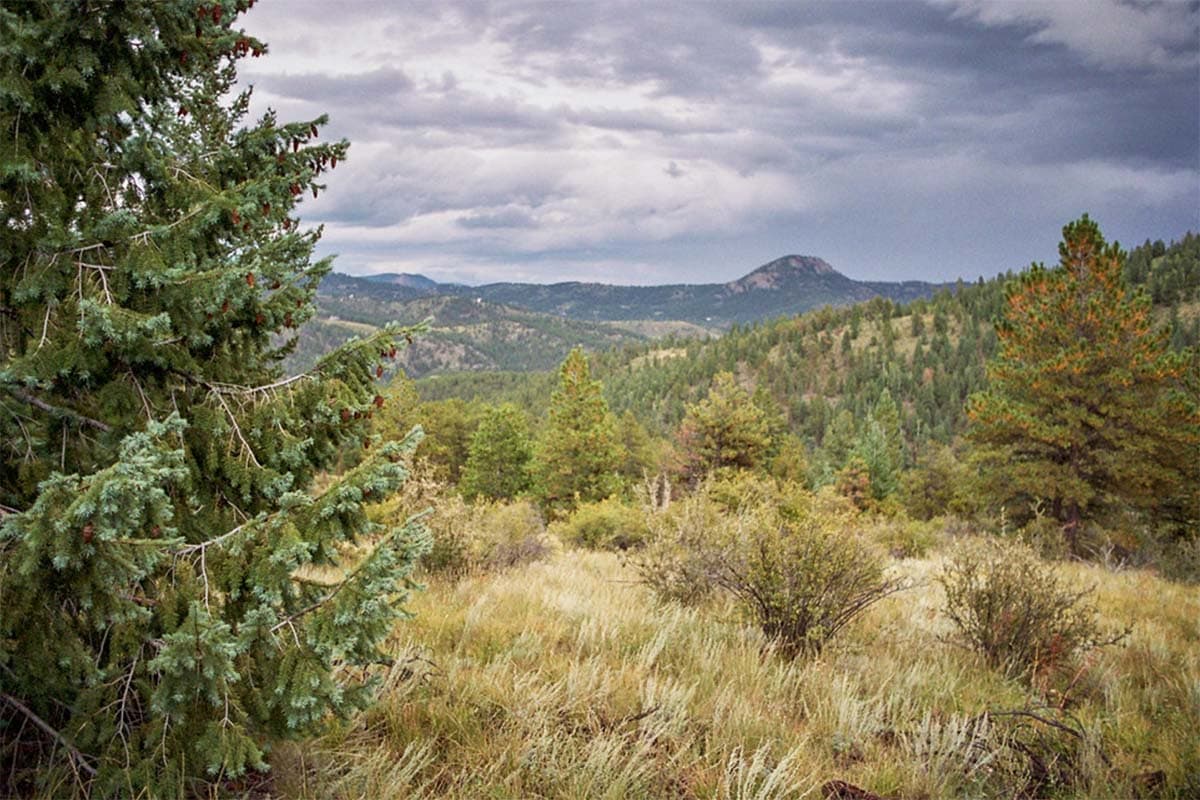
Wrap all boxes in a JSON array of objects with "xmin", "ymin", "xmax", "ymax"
[
  {"xmin": 235, "ymin": 0, "xmax": 1199, "ymax": 285},
  {"xmin": 458, "ymin": 206, "xmax": 539, "ymax": 229}
]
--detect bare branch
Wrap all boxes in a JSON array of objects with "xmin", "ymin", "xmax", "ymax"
[
  {"xmin": 208, "ymin": 387, "xmax": 261, "ymax": 468},
  {"xmin": 6, "ymin": 388, "xmax": 113, "ymax": 432},
  {"xmin": 173, "ymin": 518, "xmax": 255, "ymax": 556},
  {"xmin": 0, "ymin": 691, "xmax": 97, "ymax": 778}
]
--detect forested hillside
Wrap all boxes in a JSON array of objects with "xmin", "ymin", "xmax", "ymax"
[
  {"xmin": 419, "ymin": 235, "xmax": 1200, "ymax": 471},
  {"xmin": 285, "ymin": 294, "xmax": 657, "ymax": 376},
  {"xmin": 449, "ymin": 255, "xmax": 946, "ymax": 325}
]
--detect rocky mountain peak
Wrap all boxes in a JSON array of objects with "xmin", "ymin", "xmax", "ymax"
[{"xmin": 725, "ymin": 255, "xmax": 840, "ymax": 293}]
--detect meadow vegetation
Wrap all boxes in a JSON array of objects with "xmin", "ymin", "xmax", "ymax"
[{"xmin": 269, "ymin": 493, "xmax": 1200, "ymax": 799}]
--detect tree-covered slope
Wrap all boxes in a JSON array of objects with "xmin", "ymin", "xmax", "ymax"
[
  {"xmin": 465, "ymin": 255, "xmax": 947, "ymax": 325},
  {"xmin": 286, "ymin": 294, "xmax": 650, "ymax": 377},
  {"xmin": 417, "ymin": 235, "xmax": 1199, "ymax": 461}
]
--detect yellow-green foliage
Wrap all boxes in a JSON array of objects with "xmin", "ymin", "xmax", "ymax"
[
  {"xmin": 635, "ymin": 488, "xmax": 727, "ymax": 606},
  {"xmin": 864, "ymin": 514, "xmax": 947, "ymax": 559},
  {"xmin": 939, "ymin": 538, "xmax": 1124, "ymax": 680},
  {"xmin": 549, "ymin": 496, "xmax": 649, "ymax": 551},
  {"xmin": 637, "ymin": 479, "xmax": 904, "ymax": 656},
  {"xmin": 270, "ymin": 548, "xmax": 1199, "ymax": 799},
  {"xmin": 373, "ymin": 467, "xmax": 554, "ymax": 576}
]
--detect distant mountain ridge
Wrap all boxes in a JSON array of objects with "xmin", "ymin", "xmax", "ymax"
[
  {"xmin": 322, "ymin": 255, "xmax": 949, "ymax": 327},
  {"xmin": 361, "ymin": 272, "xmax": 450, "ymax": 292}
]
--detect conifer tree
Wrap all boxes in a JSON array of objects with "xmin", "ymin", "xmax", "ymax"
[
  {"xmin": 0, "ymin": 3, "xmax": 427, "ymax": 793},
  {"xmin": 872, "ymin": 389, "xmax": 905, "ymax": 470},
  {"xmin": 535, "ymin": 347, "xmax": 621, "ymax": 517},
  {"xmin": 615, "ymin": 409, "xmax": 658, "ymax": 485},
  {"xmin": 968, "ymin": 215, "xmax": 1199, "ymax": 548},
  {"xmin": 675, "ymin": 372, "xmax": 771, "ymax": 482},
  {"xmin": 850, "ymin": 416, "xmax": 899, "ymax": 501},
  {"xmin": 460, "ymin": 403, "xmax": 534, "ymax": 501}
]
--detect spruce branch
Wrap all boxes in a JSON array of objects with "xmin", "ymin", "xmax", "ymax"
[
  {"xmin": 173, "ymin": 517, "xmax": 259, "ymax": 557},
  {"xmin": 269, "ymin": 509, "xmax": 432, "ymax": 635},
  {"xmin": 207, "ymin": 385, "xmax": 262, "ymax": 468}
]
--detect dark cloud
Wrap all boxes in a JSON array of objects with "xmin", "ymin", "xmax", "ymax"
[{"xmin": 236, "ymin": 0, "xmax": 1199, "ymax": 284}]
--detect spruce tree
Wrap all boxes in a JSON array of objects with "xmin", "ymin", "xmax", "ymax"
[
  {"xmin": 968, "ymin": 215, "xmax": 1199, "ymax": 548},
  {"xmin": 535, "ymin": 347, "xmax": 621, "ymax": 517},
  {"xmin": 850, "ymin": 416, "xmax": 899, "ymax": 501},
  {"xmin": 0, "ymin": 2, "xmax": 427, "ymax": 794}
]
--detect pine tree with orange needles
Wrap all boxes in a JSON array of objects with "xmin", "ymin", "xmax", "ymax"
[{"xmin": 968, "ymin": 215, "xmax": 1198, "ymax": 552}]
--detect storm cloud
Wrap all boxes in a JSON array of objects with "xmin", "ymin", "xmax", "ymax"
[{"xmin": 236, "ymin": 0, "xmax": 1199, "ymax": 284}]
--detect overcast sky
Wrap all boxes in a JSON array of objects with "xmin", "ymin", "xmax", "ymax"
[{"xmin": 236, "ymin": 0, "xmax": 1199, "ymax": 285}]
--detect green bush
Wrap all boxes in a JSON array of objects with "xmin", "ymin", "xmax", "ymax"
[
  {"xmin": 866, "ymin": 514, "xmax": 944, "ymax": 558},
  {"xmin": 474, "ymin": 500, "xmax": 554, "ymax": 570},
  {"xmin": 377, "ymin": 469, "xmax": 551, "ymax": 576},
  {"xmin": 638, "ymin": 482, "xmax": 905, "ymax": 656},
  {"xmin": 635, "ymin": 490, "xmax": 726, "ymax": 605},
  {"xmin": 715, "ymin": 490, "xmax": 906, "ymax": 656},
  {"xmin": 1157, "ymin": 535, "xmax": 1200, "ymax": 585},
  {"xmin": 899, "ymin": 443, "xmax": 978, "ymax": 520},
  {"xmin": 1018, "ymin": 513, "xmax": 1070, "ymax": 560},
  {"xmin": 415, "ymin": 493, "xmax": 475, "ymax": 576},
  {"xmin": 551, "ymin": 496, "xmax": 649, "ymax": 550},
  {"xmin": 938, "ymin": 538, "xmax": 1125, "ymax": 679}
]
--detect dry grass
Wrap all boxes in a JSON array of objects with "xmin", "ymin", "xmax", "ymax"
[{"xmin": 272, "ymin": 548, "xmax": 1199, "ymax": 799}]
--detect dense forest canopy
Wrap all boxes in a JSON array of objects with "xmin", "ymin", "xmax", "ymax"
[{"xmin": 417, "ymin": 233, "xmax": 1199, "ymax": 454}]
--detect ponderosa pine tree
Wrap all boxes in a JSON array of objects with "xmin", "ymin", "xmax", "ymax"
[
  {"xmin": 675, "ymin": 372, "xmax": 771, "ymax": 483},
  {"xmin": 460, "ymin": 404, "xmax": 534, "ymax": 501},
  {"xmin": 968, "ymin": 215, "xmax": 1199, "ymax": 550},
  {"xmin": 535, "ymin": 347, "xmax": 621, "ymax": 517},
  {"xmin": 0, "ymin": 3, "xmax": 427, "ymax": 795}
]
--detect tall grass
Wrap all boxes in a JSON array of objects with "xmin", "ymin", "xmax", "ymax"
[{"xmin": 273, "ymin": 547, "xmax": 1199, "ymax": 799}]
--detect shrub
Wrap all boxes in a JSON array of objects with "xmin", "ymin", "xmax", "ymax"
[
  {"xmin": 551, "ymin": 496, "xmax": 649, "ymax": 551},
  {"xmin": 634, "ymin": 490, "xmax": 726, "ymax": 605},
  {"xmin": 638, "ymin": 482, "xmax": 905, "ymax": 656},
  {"xmin": 414, "ymin": 493, "xmax": 476, "ymax": 576},
  {"xmin": 474, "ymin": 500, "xmax": 555, "ymax": 570},
  {"xmin": 866, "ymin": 514, "xmax": 944, "ymax": 558},
  {"xmin": 1018, "ymin": 512, "xmax": 1070, "ymax": 560},
  {"xmin": 376, "ymin": 468, "xmax": 551, "ymax": 576},
  {"xmin": 938, "ymin": 538, "xmax": 1124, "ymax": 679},
  {"xmin": 899, "ymin": 443, "xmax": 978, "ymax": 520},
  {"xmin": 712, "ymin": 492, "xmax": 906, "ymax": 656},
  {"xmin": 1157, "ymin": 535, "xmax": 1200, "ymax": 585}
]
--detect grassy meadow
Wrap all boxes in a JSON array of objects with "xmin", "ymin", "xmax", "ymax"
[{"xmin": 271, "ymin": 539, "xmax": 1199, "ymax": 799}]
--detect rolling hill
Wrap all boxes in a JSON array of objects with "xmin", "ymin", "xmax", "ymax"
[
  {"xmin": 320, "ymin": 255, "xmax": 948, "ymax": 329},
  {"xmin": 286, "ymin": 255, "xmax": 951, "ymax": 375},
  {"xmin": 284, "ymin": 294, "xmax": 662, "ymax": 378}
]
